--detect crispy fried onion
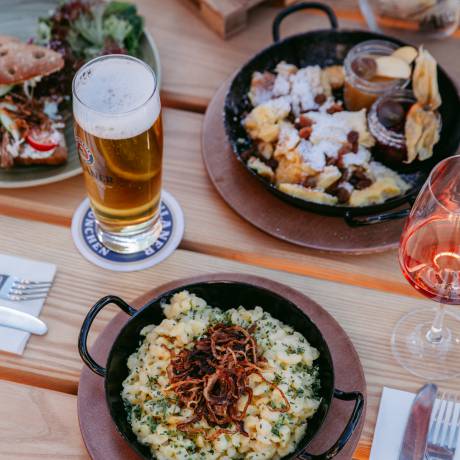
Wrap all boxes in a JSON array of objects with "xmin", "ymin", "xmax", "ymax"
[{"xmin": 165, "ymin": 323, "xmax": 289, "ymax": 438}]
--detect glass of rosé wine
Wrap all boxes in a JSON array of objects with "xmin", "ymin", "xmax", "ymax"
[{"xmin": 393, "ymin": 155, "xmax": 460, "ymax": 380}]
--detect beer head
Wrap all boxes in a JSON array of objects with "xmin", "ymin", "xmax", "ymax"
[{"xmin": 73, "ymin": 55, "xmax": 160, "ymax": 140}]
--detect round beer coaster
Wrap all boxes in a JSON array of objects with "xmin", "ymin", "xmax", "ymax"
[{"xmin": 71, "ymin": 190, "xmax": 184, "ymax": 272}]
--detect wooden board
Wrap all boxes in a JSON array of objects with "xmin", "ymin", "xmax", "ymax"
[
  {"xmin": 78, "ymin": 273, "xmax": 365, "ymax": 460},
  {"xmin": 0, "ymin": 379, "xmax": 88, "ymax": 459},
  {"xmin": 183, "ymin": 0, "xmax": 298, "ymax": 38},
  {"xmin": 2, "ymin": 214, "xmax": 460, "ymax": 459},
  {"xmin": 132, "ymin": 0, "xmax": 460, "ymax": 111},
  {"xmin": 0, "ymin": 108, "xmax": 414, "ymax": 298},
  {"xmin": 202, "ymin": 81, "xmax": 405, "ymax": 254}
]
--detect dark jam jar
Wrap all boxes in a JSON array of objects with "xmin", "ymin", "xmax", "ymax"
[
  {"xmin": 344, "ymin": 40, "xmax": 409, "ymax": 112},
  {"xmin": 368, "ymin": 89, "xmax": 416, "ymax": 168}
]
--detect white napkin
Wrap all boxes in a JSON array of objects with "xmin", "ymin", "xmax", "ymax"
[
  {"xmin": 371, "ymin": 386, "xmax": 460, "ymax": 460},
  {"xmin": 0, "ymin": 254, "xmax": 56, "ymax": 355}
]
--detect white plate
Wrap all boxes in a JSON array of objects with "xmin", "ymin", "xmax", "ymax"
[{"xmin": 0, "ymin": 0, "xmax": 161, "ymax": 188}]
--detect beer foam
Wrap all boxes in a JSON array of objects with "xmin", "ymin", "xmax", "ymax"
[{"xmin": 73, "ymin": 56, "xmax": 160, "ymax": 140}]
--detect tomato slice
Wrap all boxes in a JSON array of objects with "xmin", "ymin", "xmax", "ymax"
[{"xmin": 26, "ymin": 130, "xmax": 58, "ymax": 152}]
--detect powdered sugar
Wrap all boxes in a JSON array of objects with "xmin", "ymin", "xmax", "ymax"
[
  {"xmin": 289, "ymin": 66, "xmax": 324, "ymax": 115},
  {"xmin": 297, "ymin": 139, "xmax": 326, "ymax": 171},
  {"xmin": 277, "ymin": 122, "xmax": 300, "ymax": 151},
  {"xmin": 341, "ymin": 146, "xmax": 371, "ymax": 167}
]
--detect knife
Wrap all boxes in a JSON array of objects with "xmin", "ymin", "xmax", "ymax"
[
  {"xmin": 0, "ymin": 305, "xmax": 47, "ymax": 335},
  {"xmin": 398, "ymin": 383, "xmax": 438, "ymax": 460}
]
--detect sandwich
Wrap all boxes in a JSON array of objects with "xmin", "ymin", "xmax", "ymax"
[{"xmin": 0, "ymin": 35, "xmax": 67, "ymax": 168}]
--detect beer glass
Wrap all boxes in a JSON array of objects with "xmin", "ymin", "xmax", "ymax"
[{"xmin": 72, "ymin": 55, "xmax": 163, "ymax": 254}]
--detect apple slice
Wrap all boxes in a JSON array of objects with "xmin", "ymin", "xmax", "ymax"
[
  {"xmin": 375, "ymin": 55, "xmax": 412, "ymax": 80},
  {"xmin": 392, "ymin": 46, "xmax": 418, "ymax": 64}
]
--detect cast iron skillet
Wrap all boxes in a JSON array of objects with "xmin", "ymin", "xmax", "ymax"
[
  {"xmin": 79, "ymin": 281, "xmax": 364, "ymax": 460},
  {"xmin": 224, "ymin": 2, "xmax": 460, "ymax": 226}
]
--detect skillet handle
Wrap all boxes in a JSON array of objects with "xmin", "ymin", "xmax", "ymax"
[
  {"xmin": 344, "ymin": 207, "xmax": 411, "ymax": 227},
  {"xmin": 298, "ymin": 389, "xmax": 364, "ymax": 460},
  {"xmin": 78, "ymin": 295, "xmax": 136, "ymax": 377},
  {"xmin": 273, "ymin": 2, "xmax": 338, "ymax": 42}
]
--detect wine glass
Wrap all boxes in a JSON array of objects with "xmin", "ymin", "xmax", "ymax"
[{"xmin": 393, "ymin": 154, "xmax": 460, "ymax": 380}]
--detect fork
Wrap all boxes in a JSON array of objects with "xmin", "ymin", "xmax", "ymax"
[
  {"xmin": 0, "ymin": 274, "xmax": 52, "ymax": 301},
  {"xmin": 426, "ymin": 391, "xmax": 460, "ymax": 460}
]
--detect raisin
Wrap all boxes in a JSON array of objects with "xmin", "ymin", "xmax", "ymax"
[
  {"xmin": 299, "ymin": 127, "xmax": 313, "ymax": 139},
  {"xmin": 327, "ymin": 103, "xmax": 343, "ymax": 114},
  {"xmin": 347, "ymin": 130, "xmax": 359, "ymax": 144},
  {"xmin": 299, "ymin": 115, "xmax": 313, "ymax": 127},
  {"xmin": 301, "ymin": 176, "xmax": 316, "ymax": 188},
  {"xmin": 338, "ymin": 142, "xmax": 353, "ymax": 157},
  {"xmin": 314, "ymin": 93, "xmax": 327, "ymax": 105},
  {"xmin": 336, "ymin": 187, "xmax": 351, "ymax": 203},
  {"xmin": 355, "ymin": 178, "xmax": 373, "ymax": 190}
]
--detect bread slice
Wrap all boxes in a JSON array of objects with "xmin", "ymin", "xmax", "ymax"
[
  {"xmin": 14, "ymin": 145, "xmax": 67, "ymax": 166},
  {"xmin": 0, "ymin": 36, "xmax": 64, "ymax": 85},
  {"xmin": 0, "ymin": 35, "xmax": 20, "ymax": 47}
]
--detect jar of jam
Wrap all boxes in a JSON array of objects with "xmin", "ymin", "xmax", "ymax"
[
  {"xmin": 344, "ymin": 40, "xmax": 410, "ymax": 111},
  {"xmin": 368, "ymin": 89, "xmax": 416, "ymax": 168}
]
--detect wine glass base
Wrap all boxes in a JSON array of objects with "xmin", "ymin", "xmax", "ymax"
[{"xmin": 392, "ymin": 307, "xmax": 460, "ymax": 381}]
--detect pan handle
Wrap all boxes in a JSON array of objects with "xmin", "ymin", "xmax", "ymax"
[
  {"xmin": 273, "ymin": 2, "xmax": 338, "ymax": 43},
  {"xmin": 298, "ymin": 389, "xmax": 364, "ymax": 460},
  {"xmin": 345, "ymin": 207, "xmax": 411, "ymax": 226},
  {"xmin": 78, "ymin": 295, "xmax": 137, "ymax": 377}
]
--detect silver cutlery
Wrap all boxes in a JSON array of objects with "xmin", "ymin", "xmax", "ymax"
[
  {"xmin": 399, "ymin": 383, "xmax": 438, "ymax": 460},
  {"xmin": 426, "ymin": 391, "xmax": 460, "ymax": 460},
  {"xmin": 0, "ymin": 274, "xmax": 52, "ymax": 301},
  {"xmin": 0, "ymin": 305, "xmax": 47, "ymax": 335}
]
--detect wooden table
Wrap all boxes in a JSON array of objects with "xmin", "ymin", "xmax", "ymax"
[{"xmin": 0, "ymin": 1, "xmax": 458, "ymax": 459}]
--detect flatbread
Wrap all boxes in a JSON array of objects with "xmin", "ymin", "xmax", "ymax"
[
  {"xmin": 0, "ymin": 35, "xmax": 20, "ymax": 47},
  {"xmin": 0, "ymin": 37, "xmax": 64, "ymax": 85}
]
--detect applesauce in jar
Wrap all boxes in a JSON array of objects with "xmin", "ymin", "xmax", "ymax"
[{"xmin": 344, "ymin": 40, "xmax": 410, "ymax": 111}]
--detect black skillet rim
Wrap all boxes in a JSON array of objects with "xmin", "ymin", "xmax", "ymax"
[
  {"xmin": 100, "ymin": 280, "xmax": 337, "ymax": 460},
  {"xmin": 223, "ymin": 6, "xmax": 460, "ymax": 218}
]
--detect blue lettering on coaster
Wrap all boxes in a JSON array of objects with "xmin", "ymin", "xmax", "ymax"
[{"xmin": 81, "ymin": 202, "xmax": 173, "ymax": 263}]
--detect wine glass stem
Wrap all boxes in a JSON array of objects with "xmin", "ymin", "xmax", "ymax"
[{"xmin": 426, "ymin": 303, "xmax": 446, "ymax": 344}]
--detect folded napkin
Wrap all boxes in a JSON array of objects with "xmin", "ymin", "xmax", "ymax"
[
  {"xmin": 371, "ymin": 386, "xmax": 460, "ymax": 460},
  {"xmin": 0, "ymin": 254, "xmax": 56, "ymax": 355}
]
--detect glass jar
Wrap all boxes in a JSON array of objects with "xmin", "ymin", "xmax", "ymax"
[
  {"xmin": 368, "ymin": 89, "xmax": 416, "ymax": 167},
  {"xmin": 343, "ymin": 40, "xmax": 409, "ymax": 112},
  {"xmin": 360, "ymin": 0, "xmax": 460, "ymax": 40}
]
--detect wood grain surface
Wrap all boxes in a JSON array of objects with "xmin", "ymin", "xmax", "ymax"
[
  {"xmin": 1, "ymin": 214, "xmax": 460, "ymax": 459},
  {"xmin": 0, "ymin": 109, "xmax": 414, "ymax": 298},
  {"xmin": 0, "ymin": 2, "xmax": 458, "ymax": 459},
  {"xmin": 132, "ymin": 0, "xmax": 460, "ymax": 111},
  {"xmin": 202, "ymin": 80, "xmax": 405, "ymax": 254},
  {"xmin": 0, "ymin": 380, "xmax": 88, "ymax": 459},
  {"xmin": 78, "ymin": 274, "xmax": 366, "ymax": 460}
]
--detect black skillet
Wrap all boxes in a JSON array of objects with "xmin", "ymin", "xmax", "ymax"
[
  {"xmin": 224, "ymin": 2, "xmax": 460, "ymax": 226},
  {"xmin": 79, "ymin": 281, "xmax": 364, "ymax": 460}
]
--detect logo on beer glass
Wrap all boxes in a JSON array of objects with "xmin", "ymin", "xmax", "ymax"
[{"xmin": 76, "ymin": 136, "xmax": 94, "ymax": 165}]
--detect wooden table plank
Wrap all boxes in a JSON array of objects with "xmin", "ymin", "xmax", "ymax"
[
  {"xmin": 0, "ymin": 214, "xmax": 458, "ymax": 459},
  {"xmin": 135, "ymin": 0, "xmax": 460, "ymax": 111},
  {"xmin": 0, "ymin": 380, "xmax": 364, "ymax": 460},
  {"xmin": 0, "ymin": 379, "xmax": 88, "ymax": 459},
  {"xmin": 0, "ymin": 108, "xmax": 412, "ymax": 298}
]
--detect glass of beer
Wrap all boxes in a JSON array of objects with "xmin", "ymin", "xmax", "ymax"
[{"xmin": 72, "ymin": 55, "xmax": 163, "ymax": 254}]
